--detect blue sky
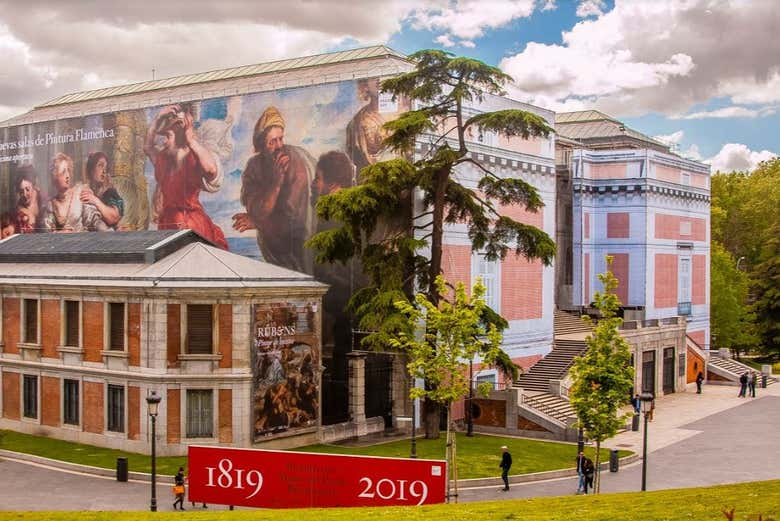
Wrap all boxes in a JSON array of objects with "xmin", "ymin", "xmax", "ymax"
[{"xmin": 0, "ymin": 0, "xmax": 777, "ymax": 172}]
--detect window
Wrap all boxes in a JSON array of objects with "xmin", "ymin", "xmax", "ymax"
[
  {"xmin": 108, "ymin": 303, "xmax": 125, "ymax": 351},
  {"xmin": 680, "ymin": 220, "xmax": 691, "ymax": 236},
  {"xmin": 63, "ymin": 379, "xmax": 79, "ymax": 425},
  {"xmin": 678, "ymin": 256, "xmax": 692, "ymax": 315},
  {"xmin": 186, "ymin": 304, "xmax": 213, "ymax": 354},
  {"xmin": 476, "ymin": 373, "xmax": 497, "ymax": 390},
  {"xmin": 23, "ymin": 375, "xmax": 37, "ymax": 419},
  {"xmin": 681, "ymin": 171, "xmax": 691, "ymax": 186},
  {"xmin": 107, "ymin": 385, "xmax": 125, "ymax": 433},
  {"xmin": 186, "ymin": 389, "xmax": 214, "ymax": 438},
  {"xmin": 23, "ymin": 299, "xmax": 38, "ymax": 344},
  {"xmin": 64, "ymin": 300, "xmax": 80, "ymax": 347},
  {"xmin": 473, "ymin": 255, "xmax": 500, "ymax": 312}
]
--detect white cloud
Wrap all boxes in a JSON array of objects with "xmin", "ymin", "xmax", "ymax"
[
  {"xmin": 706, "ymin": 143, "xmax": 777, "ymax": 173},
  {"xmin": 500, "ymin": 0, "xmax": 780, "ymax": 118},
  {"xmin": 576, "ymin": 0, "xmax": 606, "ymax": 18},
  {"xmin": 410, "ymin": 0, "xmax": 535, "ymax": 42},
  {"xmin": 541, "ymin": 0, "xmax": 557, "ymax": 11},
  {"xmin": 681, "ymin": 144, "xmax": 702, "ymax": 161},
  {"xmin": 671, "ymin": 105, "xmax": 777, "ymax": 120},
  {"xmin": 436, "ymin": 34, "xmax": 456, "ymax": 47},
  {"xmin": 654, "ymin": 130, "xmax": 685, "ymax": 145}
]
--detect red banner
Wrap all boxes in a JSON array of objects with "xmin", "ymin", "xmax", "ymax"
[{"xmin": 187, "ymin": 445, "xmax": 447, "ymax": 509}]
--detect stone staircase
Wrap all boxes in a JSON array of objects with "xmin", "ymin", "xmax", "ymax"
[
  {"xmin": 708, "ymin": 355, "xmax": 776, "ymax": 386},
  {"xmin": 520, "ymin": 392, "xmax": 577, "ymax": 426},
  {"xmin": 553, "ymin": 309, "xmax": 592, "ymax": 336},
  {"xmin": 514, "ymin": 339, "xmax": 588, "ymax": 392}
]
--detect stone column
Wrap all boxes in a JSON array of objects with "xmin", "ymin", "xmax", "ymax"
[{"xmin": 347, "ymin": 352, "xmax": 367, "ymax": 433}]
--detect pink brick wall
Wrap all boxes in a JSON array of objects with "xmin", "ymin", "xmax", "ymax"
[
  {"xmin": 655, "ymin": 214, "xmax": 706, "ymax": 241},
  {"xmin": 584, "ymin": 213, "xmax": 590, "ymax": 239},
  {"xmin": 654, "ymin": 254, "xmax": 678, "ymax": 308},
  {"xmin": 688, "ymin": 330, "xmax": 706, "ymax": 347},
  {"xmin": 607, "ymin": 213, "xmax": 630, "ymax": 238},
  {"xmin": 609, "ymin": 253, "xmax": 630, "ymax": 305},
  {"xmin": 499, "ymin": 201, "xmax": 544, "ymax": 228},
  {"xmin": 691, "ymin": 172, "xmax": 709, "ymax": 188},
  {"xmin": 588, "ymin": 162, "xmax": 627, "ymax": 180},
  {"xmin": 501, "ymin": 255, "xmax": 543, "ymax": 320},
  {"xmin": 441, "ymin": 244, "xmax": 472, "ymax": 288},
  {"xmin": 654, "ymin": 164, "xmax": 681, "ymax": 183},
  {"xmin": 692, "ymin": 255, "xmax": 707, "ymax": 305},
  {"xmin": 497, "ymin": 134, "xmax": 546, "ymax": 156},
  {"xmin": 584, "ymin": 253, "xmax": 591, "ymax": 305}
]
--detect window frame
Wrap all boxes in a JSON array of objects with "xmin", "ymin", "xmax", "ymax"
[
  {"xmin": 63, "ymin": 299, "xmax": 81, "ymax": 348},
  {"xmin": 22, "ymin": 298, "xmax": 40, "ymax": 345},
  {"xmin": 184, "ymin": 304, "xmax": 216, "ymax": 355},
  {"xmin": 63, "ymin": 378, "xmax": 80, "ymax": 426},
  {"xmin": 106, "ymin": 384, "xmax": 125, "ymax": 433},
  {"xmin": 471, "ymin": 252, "xmax": 501, "ymax": 313},
  {"xmin": 106, "ymin": 302, "xmax": 127, "ymax": 352},
  {"xmin": 184, "ymin": 388, "xmax": 215, "ymax": 439},
  {"xmin": 22, "ymin": 374, "xmax": 38, "ymax": 420}
]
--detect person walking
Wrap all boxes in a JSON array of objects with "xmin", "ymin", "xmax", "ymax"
[
  {"xmin": 696, "ymin": 371, "xmax": 704, "ymax": 394},
  {"xmin": 575, "ymin": 451, "xmax": 587, "ymax": 494},
  {"xmin": 749, "ymin": 371, "xmax": 757, "ymax": 398},
  {"xmin": 632, "ymin": 393, "xmax": 641, "ymax": 414},
  {"xmin": 173, "ymin": 466, "xmax": 186, "ymax": 511},
  {"xmin": 738, "ymin": 372, "xmax": 748, "ymax": 397},
  {"xmin": 582, "ymin": 455, "xmax": 595, "ymax": 494},
  {"xmin": 499, "ymin": 446, "xmax": 512, "ymax": 492}
]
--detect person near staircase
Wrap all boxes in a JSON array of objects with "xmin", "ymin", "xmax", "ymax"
[
  {"xmin": 738, "ymin": 372, "xmax": 748, "ymax": 397},
  {"xmin": 749, "ymin": 371, "xmax": 757, "ymax": 397},
  {"xmin": 696, "ymin": 371, "xmax": 704, "ymax": 394},
  {"xmin": 499, "ymin": 446, "xmax": 512, "ymax": 491}
]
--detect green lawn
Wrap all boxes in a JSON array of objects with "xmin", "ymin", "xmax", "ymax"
[
  {"xmin": 1, "ymin": 430, "xmax": 628, "ymax": 480},
  {"xmin": 0, "ymin": 480, "xmax": 777, "ymax": 520},
  {"xmin": 296, "ymin": 433, "xmax": 630, "ymax": 479},
  {"xmin": 0, "ymin": 430, "xmax": 187, "ymax": 476}
]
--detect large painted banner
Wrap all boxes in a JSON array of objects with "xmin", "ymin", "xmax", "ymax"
[
  {"xmin": 188, "ymin": 445, "xmax": 447, "ymax": 508},
  {"xmin": 0, "ymin": 78, "xmax": 408, "ymax": 423}
]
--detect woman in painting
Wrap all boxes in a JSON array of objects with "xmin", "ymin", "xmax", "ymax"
[
  {"xmin": 43, "ymin": 152, "xmax": 108, "ymax": 232},
  {"xmin": 80, "ymin": 151, "xmax": 124, "ymax": 229}
]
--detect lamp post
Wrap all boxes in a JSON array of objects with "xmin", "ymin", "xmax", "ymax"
[
  {"xmin": 146, "ymin": 391, "xmax": 162, "ymax": 512},
  {"xmin": 640, "ymin": 392, "xmax": 654, "ymax": 492},
  {"xmin": 466, "ymin": 360, "xmax": 474, "ymax": 437},
  {"xmin": 410, "ymin": 397, "xmax": 417, "ymax": 458}
]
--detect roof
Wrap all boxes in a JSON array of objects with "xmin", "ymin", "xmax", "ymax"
[
  {"xmin": 0, "ymin": 230, "xmax": 209, "ymax": 264},
  {"xmin": 555, "ymin": 110, "xmax": 667, "ymax": 148},
  {"xmin": 0, "ymin": 236, "xmax": 325, "ymax": 289},
  {"xmin": 37, "ymin": 46, "xmax": 406, "ymax": 109}
]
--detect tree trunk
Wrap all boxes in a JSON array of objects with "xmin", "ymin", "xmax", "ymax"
[
  {"xmin": 427, "ymin": 167, "xmax": 448, "ymax": 305},
  {"xmin": 423, "ymin": 397, "xmax": 441, "ymax": 439},
  {"xmin": 448, "ymin": 404, "xmax": 459, "ymax": 504},
  {"xmin": 594, "ymin": 440, "xmax": 601, "ymax": 494}
]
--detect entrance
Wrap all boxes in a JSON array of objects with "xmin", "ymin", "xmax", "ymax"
[
  {"xmin": 365, "ymin": 353, "xmax": 394, "ymax": 428},
  {"xmin": 663, "ymin": 347, "xmax": 675, "ymax": 393},
  {"xmin": 642, "ymin": 351, "xmax": 656, "ymax": 395}
]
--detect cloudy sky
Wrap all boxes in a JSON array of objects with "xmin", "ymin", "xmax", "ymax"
[{"xmin": 0, "ymin": 0, "xmax": 777, "ymax": 172}]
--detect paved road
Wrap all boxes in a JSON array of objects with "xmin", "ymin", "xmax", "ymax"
[
  {"xmin": 1, "ymin": 396, "xmax": 779, "ymax": 511},
  {"xmin": 460, "ymin": 395, "xmax": 780, "ymax": 501}
]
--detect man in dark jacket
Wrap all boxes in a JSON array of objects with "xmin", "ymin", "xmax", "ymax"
[
  {"xmin": 696, "ymin": 371, "xmax": 704, "ymax": 394},
  {"xmin": 738, "ymin": 372, "xmax": 748, "ymax": 397},
  {"xmin": 499, "ymin": 446, "xmax": 512, "ymax": 491}
]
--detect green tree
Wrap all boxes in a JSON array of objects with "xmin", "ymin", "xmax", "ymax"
[
  {"xmin": 753, "ymin": 225, "xmax": 780, "ymax": 355},
  {"xmin": 307, "ymin": 49, "xmax": 556, "ymax": 437},
  {"xmin": 710, "ymin": 241, "xmax": 757, "ymax": 356},
  {"xmin": 569, "ymin": 257, "xmax": 634, "ymax": 494},
  {"xmin": 389, "ymin": 275, "xmax": 502, "ymax": 503}
]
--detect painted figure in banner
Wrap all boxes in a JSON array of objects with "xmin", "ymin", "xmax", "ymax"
[
  {"xmin": 310, "ymin": 151, "xmax": 355, "ymax": 359},
  {"xmin": 346, "ymin": 79, "xmax": 398, "ymax": 175},
  {"xmin": 144, "ymin": 103, "xmax": 228, "ymax": 249},
  {"xmin": 81, "ymin": 151, "xmax": 124, "ymax": 229},
  {"xmin": 232, "ymin": 106, "xmax": 315, "ymax": 273},
  {"xmin": 43, "ymin": 153, "xmax": 108, "ymax": 232},
  {"xmin": 11, "ymin": 167, "xmax": 45, "ymax": 233},
  {"xmin": 1, "ymin": 213, "xmax": 15, "ymax": 238}
]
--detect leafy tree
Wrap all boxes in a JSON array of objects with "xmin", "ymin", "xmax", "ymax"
[
  {"xmin": 710, "ymin": 241, "xmax": 757, "ymax": 357},
  {"xmin": 307, "ymin": 49, "xmax": 556, "ymax": 437},
  {"xmin": 389, "ymin": 275, "xmax": 502, "ymax": 503},
  {"xmin": 569, "ymin": 257, "xmax": 634, "ymax": 494},
  {"xmin": 753, "ymin": 225, "xmax": 780, "ymax": 355}
]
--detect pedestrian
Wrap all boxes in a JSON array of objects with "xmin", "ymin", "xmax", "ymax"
[
  {"xmin": 749, "ymin": 371, "xmax": 757, "ymax": 398},
  {"xmin": 173, "ymin": 466, "xmax": 186, "ymax": 511},
  {"xmin": 582, "ymin": 455, "xmax": 595, "ymax": 494},
  {"xmin": 632, "ymin": 393, "xmax": 641, "ymax": 415},
  {"xmin": 499, "ymin": 445, "xmax": 512, "ymax": 491},
  {"xmin": 696, "ymin": 371, "xmax": 704, "ymax": 394},
  {"xmin": 738, "ymin": 372, "xmax": 748, "ymax": 397},
  {"xmin": 575, "ymin": 451, "xmax": 587, "ymax": 494},
  {"xmin": 647, "ymin": 400, "xmax": 655, "ymax": 422}
]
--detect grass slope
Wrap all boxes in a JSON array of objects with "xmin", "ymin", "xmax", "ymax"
[
  {"xmin": 0, "ymin": 480, "xmax": 777, "ymax": 520},
  {"xmin": 297, "ymin": 433, "xmax": 630, "ymax": 479}
]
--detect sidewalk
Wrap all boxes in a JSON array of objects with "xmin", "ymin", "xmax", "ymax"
[{"xmin": 605, "ymin": 380, "xmax": 780, "ymax": 455}]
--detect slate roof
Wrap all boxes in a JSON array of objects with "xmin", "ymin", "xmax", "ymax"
[
  {"xmin": 555, "ymin": 110, "xmax": 667, "ymax": 149},
  {"xmin": 0, "ymin": 231, "xmax": 325, "ymax": 289}
]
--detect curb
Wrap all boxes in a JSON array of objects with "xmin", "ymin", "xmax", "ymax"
[
  {"xmin": 0, "ymin": 448, "xmax": 639, "ymax": 487},
  {"xmin": 0, "ymin": 449, "xmax": 173, "ymax": 483},
  {"xmin": 460, "ymin": 453, "xmax": 640, "ymax": 488}
]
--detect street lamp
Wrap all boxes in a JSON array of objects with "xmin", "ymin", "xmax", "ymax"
[
  {"xmin": 640, "ymin": 392, "xmax": 654, "ymax": 492},
  {"xmin": 466, "ymin": 360, "xmax": 474, "ymax": 437},
  {"xmin": 410, "ymin": 397, "xmax": 417, "ymax": 459},
  {"xmin": 146, "ymin": 391, "xmax": 162, "ymax": 512}
]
